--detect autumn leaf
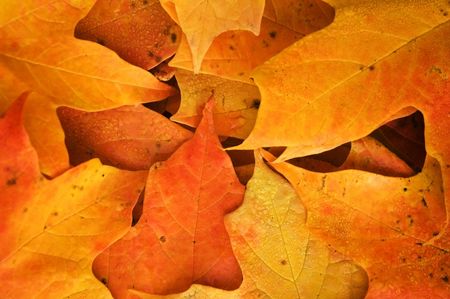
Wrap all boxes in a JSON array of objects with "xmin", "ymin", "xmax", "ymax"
[
  {"xmin": 235, "ymin": 0, "xmax": 450, "ymax": 240},
  {"xmin": 172, "ymin": 69, "xmax": 260, "ymax": 138},
  {"xmin": 0, "ymin": 0, "xmax": 174, "ymax": 176},
  {"xmin": 291, "ymin": 136, "xmax": 415, "ymax": 177},
  {"xmin": 76, "ymin": 0, "xmax": 181, "ymax": 70},
  {"xmin": 93, "ymin": 99, "xmax": 245, "ymax": 297},
  {"xmin": 161, "ymin": 0, "xmax": 265, "ymax": 73},
  {"xmin": 58, "ymin": 104, "xmax": 193, "ymax": 170},
  {"xmin": 170, "ymin": 0, "xmax": 335, "ymax": 82},
  {"xmin": 133, "ymin": 151, "xmax": 368, "ymax": 299},
  {"xmin": 0, "ymin": 95, "xmax": 147, "ymax": 298},
  {"xmin": 267, "ymin": 150, "xmax": 450, "ymax": 298}
]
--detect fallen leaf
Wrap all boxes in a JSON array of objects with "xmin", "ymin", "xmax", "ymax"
[
  {"xmin": 268, "ymin": 150, "xmax": 450, "ymax": 298},
  {"xmin": 0, "ymin": 94, "xmax": 147, "ymax": 298},
  {"xmin": 172, "ymin": 69, "xmax": 260, "ymax": 138},
  {"xmin": 292, "ymin": 136, "xmax": 415, "ymax": 177},
  {"xmin": 133, "ymin": 151, "xmax": 368, "ymax": 299},
  {"xmin": 76, "ymin": 0, "xmax": 181, "ymax": 70},
  {"xmin": 235, "ymin": 0, "xmax": 450, "ymax": 240},
  {"xmin": 170, "ymin": 0, "xmax": 335, "ymax": 82},
  {"xmin": 161, "ymin": 0, "xmax": 265, "ymax": 73},
  {"xmin": 93, "ymin": 99, "xmax": 245, "ymax": 297},
  {"xmin": 58, "ymin": 104, "xmax": 193, "ymax": 170},
  {"xmin": 0, "ymin": 0, "xmax": 174, "ymax": 176}
]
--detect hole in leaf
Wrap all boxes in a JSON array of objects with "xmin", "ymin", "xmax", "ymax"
[{"xmin": 132, "ymin": 188, "xmax": 145, "ymax": 226}]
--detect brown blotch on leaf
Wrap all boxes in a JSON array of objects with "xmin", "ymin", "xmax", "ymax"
[
  {"xmin": 369, "ymin": 65, "xmax": 375, "ymax": 71},
  {"xmin": 159, "ymin": 235, "xmax": 166, "ymax": 243},
  {"xmin": 6, "ymin": 177, "xmax": 16, "ymax": 186},
  {"xmin": 23, "ymin": 208, "xmax": 28, "ymax": 213},
  {"xmin": 101, "ymin": 277, "xmax": 108, "ymax": 285},
  {"xmin": 229, "ymin": 45, "xmax": 235, "ymax": 50},
  {"xmin": 269, "ymin": 31, "xmax": 277, "ymax": 39},
  {"xmin": 280, "ymin": 259, "xmax": 287, "ymax": 265},
  {"xmin": 171, "ymin": 33, "xmax": 177, "ymax": 43},
  {"xmin": 433, "ymin": 231, "xmax": 440, "ymax": 236},
  {"xmin": 403, "ymin": 187, "xmax": 408, "ymax": 192},
  {"xmin": 52, "ymin": 212, "xmax": 58, "ymax": 216},
  {"xmin": 442, "ymin": 276, "xmax": 449, "ymax": 283},
  {"xmin": 148, "ymin": 51, "xmax": 154, "ymax": 57},
  {"xmin": 421, "ymin": 197, "xmax": 428, "ymax": 207},
  {"xmin": 251, "ymin": 99, "xmax": 261, "ymax": 109}
]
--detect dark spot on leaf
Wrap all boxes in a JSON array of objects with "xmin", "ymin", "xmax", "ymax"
[
  {"xmin": 401, "ymin": 257, "xmax": 406, "ymax": 263},
  {"xmin": 280, "ymin": 260, "xmax": 287, "ymax": 265},
  {"xmin": 101, "ymin": 174, "xmax": 105, "ymax": 177},
  {"xmin": 44, "ymin": 225, "xmax": 47, "ymax": 230},
  {"xmin": 430, "ymin": 273, "xmax": 434, "ymax": 278},
  {"xmin": 238, "ymin": 72, "xmax": 244, "ymax": 76},
  {"xmin": 359, "ymin": 66, "xmax": 364, "ymax": 70},
  {"xmin": 6, "ymin": 178, "xmax": 16, "ymax": 186},
  {"xmin": 369, "ymin": 65, "xmax": 375, "ymax": 71},
  {"xmin": 415, "ymin": 242, "xmax": 423, "ymax": 246},
  {"xmin": 192, "ymin": 240, "xmax": 196, "ymax": 244},
  {"xmin": 269, "ymin": 31, "xmax": 277, "ymax": 39},
  {"xmin": 421, "ymin": 197, "xmax": 428, "ymax": 207},
  {"xmin": 251, "ymin": 99, "xmax": 260, "ymax": 109},
  {"xmin": 101, "ymin": 277, "xmax": 108, "ymax": 285},
  {"xmin": 52, "ymin": 212, "xmax": 58, "ymax": 216},
  {"xmin": 433, "ymin": 231, "xmax": 440, "ymax": 236},
  {"xmin": 171, "ymin": 33, "xmax": 177, "ymax": 43},
  {"xmin": 229, "ymin": 45, "xmax": 235, "ymax": 50},
  {"xmin": 403, "ymin": 187, "xmax": 408, "ymax": 192},
  {"xmin": 148, "ymin": 51, "xmax": 154, "ymax": 57},
  {"xmin": 262, "ymin": 40, "xmax": 269, "ymax": 47},
  {"xmin": 442, "ymin": 276, "xmax": 449, "ymax": 283},
  {"xmin": 23, "ymin": 208, "xmax": 28, "ymax": 213},
  {"xmin": 159, "ymin": 236, "xmax": 166, "ymax": 243}
]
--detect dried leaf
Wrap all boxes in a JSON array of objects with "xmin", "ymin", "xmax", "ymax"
[
  {"xmin": 58, "ymin": 105, "xmax": 193, "ymax": 170},
  {"xmin": 161, "ymin": 0, "xmax": 265, "ymax": 73},
  {"xmin": 93, "ymin": 99, "xmax": 245, "ymax": 297},
  {"xmin": 0, "ymin": 94, "xmax": 147, "ymax": 298}
]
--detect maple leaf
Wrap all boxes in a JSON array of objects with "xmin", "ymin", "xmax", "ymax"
[
  {"xmin": 0, "ymin": 94, "xmax": 147, "ymax": 298},
  {"xmin": 0, "ymin": 0, "xmax": 174, "ymax": 176},
  {"xmin": 58, "ymin": 104, "xmax": 193, "ymax": 170},
  {"xmin": 75, "ymin": 0, "xmax": 181, "ymax": 70},
  {"xmin": 160, "ymin": 0, "xmax": 265, "ymax": 73},
  {"xmin": 235, "ymin": 0, "xmax": 450, "ymax": 239},
  {"xmin": 266, "ymin": 150, "xmax": 450, "ymax": 298},
  {"xmin": 93, "ymin": 100, "xmax": 245, "ymax": 297},
  {"xmin": 172, "ymin": 69, "xmax": 260, "ymax": 138},
  {"xmin": 171, "ymin": 0, "xmax": 334, "ymax": 82},
  {"xmin": 131, "ymin": 151, "xmax": 368, "ymax": 299},
  {"xmin": 292, "ymin": 136, "xmax": 415, "ymax": 177}
]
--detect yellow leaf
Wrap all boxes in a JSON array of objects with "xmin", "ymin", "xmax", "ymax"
[{"xmin": 161, "ymin": 0, "xmax": 265, "ymax": 73}]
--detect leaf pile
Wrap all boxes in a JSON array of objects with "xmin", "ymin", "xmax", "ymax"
[{"xmin": 0, "ymin": 0, "xmax": 449, "ymax": 298}]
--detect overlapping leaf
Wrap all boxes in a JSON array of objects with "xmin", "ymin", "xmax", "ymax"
[
  {"xmin": 135, "ymin": 151, "xmax": 368, "ymax": 299},
  {"xmin": 0, "ymin": 0, "xmax": 173, "ymax": 175},
  {"xmin": 172, "ymin": 69, "xmax": 260, "ymax": 138},
  {"xmin": 0, "ymin": 95, "xmax": 147, "ymax": 298},
  {"xmin": 76, "ymin": 0, "xmax": 181, "ymax": 70},
  {"xmin": 161, "ymin": 0, "xmax": 265, "ymax": 73},
  {"xmin": 267, "ymin": 151, "xmax": 449, "ymax": 298},
  {"xmin": 93, "ymin": 100, "xmax": 245, "ymax": 297},
  {"xmin": 58, "ymin": 104, "xmax": 193, "ymax": 170},
  {"xmin": 170, "ymin": 0, "xmax": 335, "ymax": 82}
]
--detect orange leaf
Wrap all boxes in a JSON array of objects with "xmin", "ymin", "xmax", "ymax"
[
  {"xmin": 236, "ymin": 0, "xmax": 450, "ymax": 240},
  {"xmin": 0, "ymin": 0, "xmax": 174, "ymax": 176},
  {"xmin": 268, "ymin": 151, "xmax": 450, "ymax": 298},
  {"xmin": 170, "ymin": 0, "xmax": 334, "ymax": 82},
  {"xmin": 58, "ymin": 104, "xmax": 193, "ymax": 170},
  {"xmin": 76, "ymin": 0, "xmax": 181, "ymax": 70},
  {"xmin": 161, "ymin": 0, "xmax": 265, "ymax": 73},
  {"xmin": 0, "ymin": 95, "xmax": 147, "ymax": 298},
  {"xmin": 172, "ymin": 69, "xmax": 260, "ymax": 138},
  {"xmin": 134, "ymin": 151, "xmax": 368, "ymax": 299},
  {"xmin": 93, "ymin": 99, "xmax": 245, "ymax": 297}
]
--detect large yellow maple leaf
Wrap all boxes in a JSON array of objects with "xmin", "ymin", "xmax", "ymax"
[
  {"xmin": 0, "ymin": 95, "xmax": 147, "ymax": 298},
  {"xmin": 236, "ymin": 0, "xmax": 450, "ymax": 240}
]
